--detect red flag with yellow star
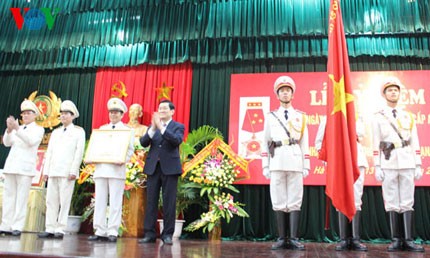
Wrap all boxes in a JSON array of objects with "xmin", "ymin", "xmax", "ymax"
[{"xmin": 323, "ymin": 0, "xmax": 360, "ymax": 221}]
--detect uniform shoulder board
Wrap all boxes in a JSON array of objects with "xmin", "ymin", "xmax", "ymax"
[
  {"xmin": 374, "ymin": 109, "xmax": 384, "ymax": 115},
  {"xmin": 124, "ymin": 124, "xmax": 132, "ymax": 129},
  {"xmin": 404, "ymin": 109, "xmax": 412, "ymax": 115},
  {"xmin": 295, "ymin": 109, "xmax": 306, "ymax": 115},
  {"xmin": 267, "ymin": 109, "xmax": 276, "ymax": 115}
]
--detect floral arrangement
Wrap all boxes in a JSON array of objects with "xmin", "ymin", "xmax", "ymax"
[
  {"xmin": 124, "ymin": 154, "xmax": 146, "ymax": 198},
  {"xmin": 184, "ymin": 152, "xmax": 249, "ymax": 233},
  {"xmin": 188, "ymin": 152, "xmax": 240, "ymax": 193}
]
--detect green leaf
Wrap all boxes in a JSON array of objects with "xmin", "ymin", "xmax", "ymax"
[
  {"xmin": 180, "ymin": 125, "xmax": 223, "ymax": 163},
  {"xmin": 208, "ymin": 222, "xmax": 215, "ymax": 232},
  {"xmin": 124, "ymin": 190, "xmax": 131, "ymax": 199},
  {"xmin": 226, "ymin": 185, "xmax": 239, "ymax": 193},
  {"xmin": 236, "ymin": 206, "xmax": 250, "ymax": 217},
  {"xmin": 226, "ymin": 215, "xmax": 231, "ymax": 223}
]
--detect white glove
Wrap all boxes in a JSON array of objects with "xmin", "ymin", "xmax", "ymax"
[
  {"xmin": 302, "ymin": 169, "xmax": 309, "ymax": 178},
  {"xmin": 375, "ymin": 166, "xmax": 384, "ymax": 182},
  {"xmin": 415, "ymin": 166, "xmax": 423, "ymax": 180},
  {"xmin": 263, "ymin": 168, "xmax": 270, "ymax": 179}
]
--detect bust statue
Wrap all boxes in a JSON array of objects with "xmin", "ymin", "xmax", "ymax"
[
  {"xmin": 128, "ymin": 103, "xmax": 148, "ymax": 161},
  {"xmin": 127, "ymin": 103, "xmax": 148, "ymax": 138}
]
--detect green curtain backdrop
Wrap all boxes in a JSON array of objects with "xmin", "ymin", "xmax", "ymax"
[
  {"xmin": 1, "ymin": 0, "xmax": 430, "ymax": 70},
  {"xmin": 0, "ymin": 69, "xmax": 96, "ymax": 168}
]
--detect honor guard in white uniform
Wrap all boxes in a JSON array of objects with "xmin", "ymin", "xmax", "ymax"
[
  {"xmin": 372, "ymin": 77, "xmax": 424, "ymax": 252},
  {"xmin": 0, "ymin": 100, "xmax": 44, "ymax": 236},
  {"xmin": 315, "ymin": 116, "xmax": 368, "ymax": 251},
  {"xmin": 261, "ymin": 76, "xmax": 310, "ymax": 250},
  {"xmin": 87, "ymin": 98, "xmax": 134, "ymax": 243},
  {"xmin": 38, "ymin": 100, "xmax": 85, "ymax": 239}
]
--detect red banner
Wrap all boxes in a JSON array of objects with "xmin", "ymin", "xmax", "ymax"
[
  {"xmin": 229, "ymin": 70, "xmax": 430, "ymax": 186},
  {"xmin": 92, "ymin": 62, "xmax": 193, "ymax": 132}
]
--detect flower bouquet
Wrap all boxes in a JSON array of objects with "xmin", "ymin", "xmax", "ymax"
[{"xmin": 184, "ymin": 152, "xmax": 249, "ymax": 233}]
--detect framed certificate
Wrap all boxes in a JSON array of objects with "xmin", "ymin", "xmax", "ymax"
[{"xmin": 84, "ymin": 129, "xmax": 132, "ymax": 164}]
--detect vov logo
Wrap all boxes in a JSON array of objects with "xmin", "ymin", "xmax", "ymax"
[{"xmin": 10, "ymin": 7, "xmax": 61, "ymax": 30}]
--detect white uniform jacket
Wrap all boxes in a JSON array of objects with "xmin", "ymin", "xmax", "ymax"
[
  {"xmin": 93, "ymin": 122, "xmax": 134, "ymax": 179},
  {"xmin": 2, "ymin": 122, "xmax": 44, "ymax": 176},
  {"xmin": 43, "ymin": 124, "xmax": 86, "ymax": 178},
  {"xmin": 262, "ymin": 107, "xmax": 310, "ymax": 172},
  {"xmin": 315, "ymin": 116, "xmax": 368, "ymax": 168},
  {"xmin": 372, "ymin": 106, "xmax": 420, "ymax": 169}
]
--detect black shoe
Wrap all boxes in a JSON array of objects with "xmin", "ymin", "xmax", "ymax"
[
  {"xmin": 162, "ymin": 236, "xmax": 173, "ymax": 245},
  {"xmin": 350, "ymin": 239, "xmax": 368, "ymax": 251},
  {"xmin": 53, "ymin": 233, "xmax": 64, "ymax": 239},
  {"xmin": 403, "ymin": 240, "xmax": 425, "ymax": 252},
  {"xmin": 287, "ymin": 238, "xmax": 305, "ymax": 250},
  {"xmin": 38, "ymin": 232, "xmax": 54, "ymax": 238},
  {"xmin": 335, "ymin": 240, "xmax": 349, "ymax": 251},
  {"xmin": 139, "ymin": 236, "xmax": 156, "ymax": 243},
  {"xmin": 88, "ymin": 235, "xmax": 107, "ymax": 241},
  {"xmin": 271, "ymin": 238, "xmax": 289, "ymax": 250},
  {"xmin": 107, "ymin": 235, "xmax": 117, "ymax": 242},
  {"xmin": 387, "ymin": 238, "xmax": 402, "ymax": 252},
  {"xmin": 11, "ymin": 230, "xmax": 21, "ymax": 236},
  {"xmin": 0, "ymin": 231, "xmax": 12, "ymax": 235}
]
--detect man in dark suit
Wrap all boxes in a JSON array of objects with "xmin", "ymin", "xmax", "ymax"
[{"xmin": 138, "ymin": 100, "xmax": 184, "ymax": 245}]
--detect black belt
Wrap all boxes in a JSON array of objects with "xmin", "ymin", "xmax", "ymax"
[{"xmin": 273, "ymin": 139, "xmax": 299, "ymax": 147}]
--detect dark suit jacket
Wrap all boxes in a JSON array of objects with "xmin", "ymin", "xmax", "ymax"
[{"xmin": 140, "ymin": 120, "xmax": 184, "ymax": 176}]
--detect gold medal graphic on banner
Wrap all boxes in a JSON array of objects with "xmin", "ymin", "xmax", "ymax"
[{"xmin": 28, "ymin": 91, "xmax": 61, "ymax": 129}]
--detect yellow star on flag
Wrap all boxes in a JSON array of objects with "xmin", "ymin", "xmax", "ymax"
[
  {"xmin": 156, "ymin": 82, "xmax": 174, "ymax": 100},
  {"xmin": 329, "ymin": 74, "xmax": 354, "ymax": 116}
]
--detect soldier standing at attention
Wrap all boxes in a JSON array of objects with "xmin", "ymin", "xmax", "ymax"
[
  {"xmin": 373, "ymin": 77, "xmax": 424, "ymax": 252},
  {"xmin": 38, "ymin": 100, "xmax": 85, "ymax": 239},
  {"xmin": 261, "ymin": 75, "xmax": 310, "ymax": 251}
]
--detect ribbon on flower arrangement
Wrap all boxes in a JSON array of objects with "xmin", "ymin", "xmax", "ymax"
[{"xmin": 182, "ymin": 138, "xmax": 249, "ymax": 180}]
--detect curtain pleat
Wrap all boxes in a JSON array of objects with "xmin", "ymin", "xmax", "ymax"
[
  {"xmin": 1, "ymin": 0, "xmax": 430, "ymax": 70},
  {"xmin": 2, "ymin": 35, "xmax": 430, "ymax": 71}
]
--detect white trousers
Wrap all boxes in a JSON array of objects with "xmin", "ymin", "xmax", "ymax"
[
  {"xmin": 381, "ymin": 168, "xmax": 415, "ymax": 213},
  {"xmin": 93, "ymin": 178, "xmax": 125, "ymax": 237},
  {"xmin": 354, "ymin": 167, "xmax": 365, "ymax": 211},
  {"xmin": 0, "ymin": 174, "xmax": 32, "ymax": 231},
  {"xmin": 270, "ymin": 171, "xmax": 303, "ymax": 212},
  {"xmin": 45, "ymin": 177, "xmax": 75, "ymax": 234}
]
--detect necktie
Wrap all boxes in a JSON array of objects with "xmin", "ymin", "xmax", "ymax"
[
  {"xmin": 63, "ymin": 128, "xmax": 67, "ymax": 132},
  {"xmin": 284, "ymin": 110, "xmax": 289, "ymax": 121},
  {"xmin": 23, "ymin": 126, "xmax": 27, "ymax": 130},
  {"xmin": 112, "ymin": 125, "xmax": 116, "ymax": 129},
  {"xmin": 392, "ymin": 109, "xmax": 397, "ymax": 118}
]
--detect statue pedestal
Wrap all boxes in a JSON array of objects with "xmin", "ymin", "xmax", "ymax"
[{"xmin": 122, "ymin": 187, "xmax": 146, "ymax": 237}]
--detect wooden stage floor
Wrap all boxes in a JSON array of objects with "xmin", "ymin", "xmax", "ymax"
[{"xmin": 0, "ymin": 233, "xmax": 427, "ymax": 258}]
